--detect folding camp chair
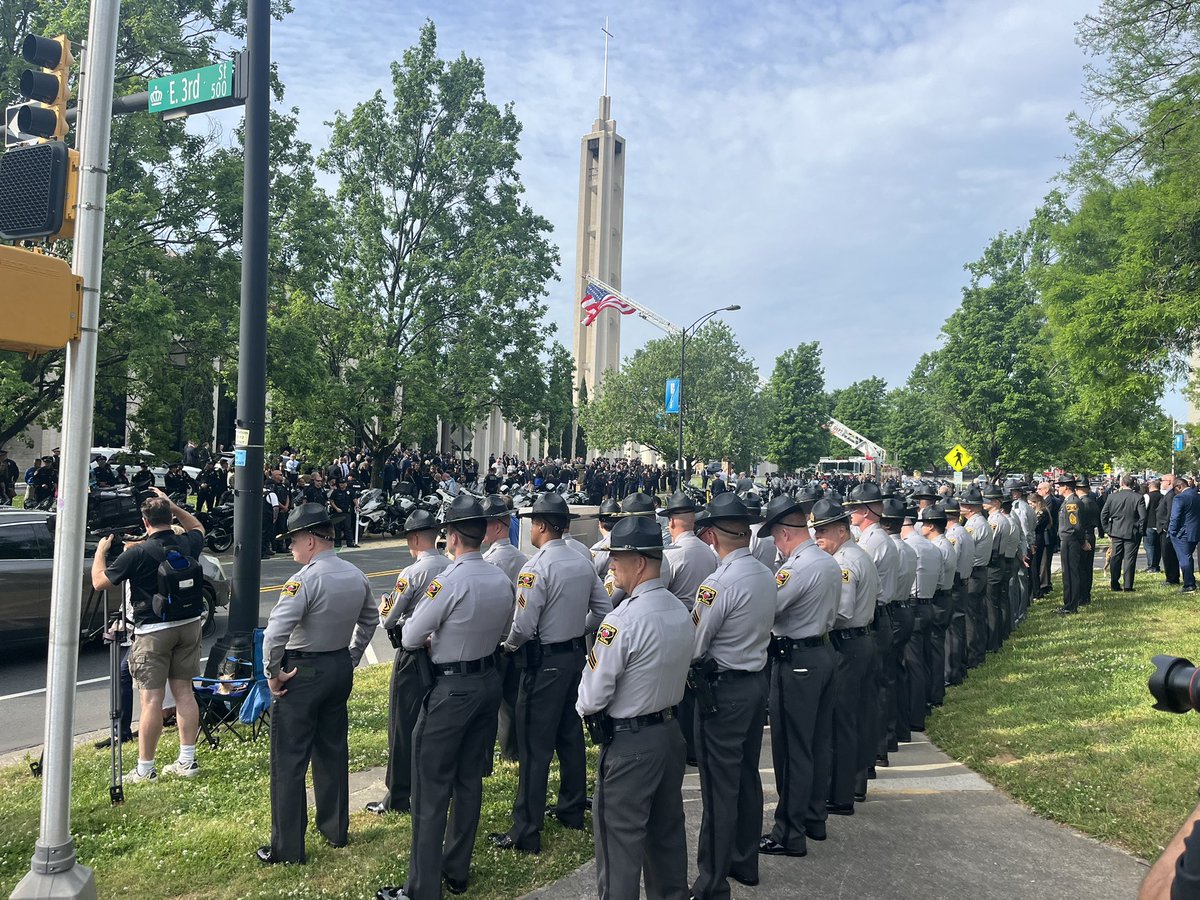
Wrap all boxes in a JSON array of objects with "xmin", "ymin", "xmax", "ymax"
[{"xmin": 192, "ymin": 628, "xmax": 270, "ymax": 748}]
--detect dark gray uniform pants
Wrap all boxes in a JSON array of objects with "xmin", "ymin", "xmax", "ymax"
[
  {"xmin": 1061, "ymin": 539, "xmax": 1084, "ymax": 611},
  {"xmin": 965, "ymin": 567, "xmax": 987, "ymax": 667},
  {"xmin": 985, "ymin": 561, "xmax": 1004, "ymax": 652},
  {"xmin": 867, "ymin": 605, "xmax": 893, "ymax": 769},
  {"xmin": 508, "ymin": 649, "xmax": 588, "ymax": 848},
  {"xmin": 768, "ymin": 642, "xmax": 836, "ymax": 853},
  {"xmin": 905, "ymin": 601, "xmax": 932, "ymax": 730},
  {"xmin": 1110, "ymin": 536, "xmax": 1138, "ymax": 590},
  {"xmin": 946, "ymin": 577, "xmax": 968, "ymax": 684},
  {"xmin": 929, "ymin": 589, "xmax": 953, "ymax": 705},
  {"xmin": 382, "ymin": 648, "xmax": 424, "ymax": 811},
  {"xmin": 495, "ymin": 652, "xmax": 520, "ymax": 762},
  {"xmin": 886, "ymin": 603, "xmax": 914, "ymax": 746},
  {"xmin": 269, "ymin": 649, "xmax": 353, "ymax": 863},
  {"xmin": 405, "ymin": 671, "xmax": 501, "ymax": 900},
  {"xmin": 830, "ymin": 631, "xmax": 874, "ymax": 806},
  {"xmin": 594, "ymin": 719, "xmax": 690, "ymax": 900},
  {"xmin": 693, "ymin": 670, "xmax": 767, "ymax": 900}
]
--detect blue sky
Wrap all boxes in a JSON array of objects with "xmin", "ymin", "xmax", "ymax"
[{"xmin": 263, "ymin": 0, "xmax": 1184, "ymax": 418}]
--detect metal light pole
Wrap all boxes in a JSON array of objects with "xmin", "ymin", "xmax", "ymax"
[{"xmin": 676, "ymin": 305, "xmax": 740, "ymax": 489}]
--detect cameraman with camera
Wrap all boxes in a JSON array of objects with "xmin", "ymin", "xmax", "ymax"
[{"xmin": 91, "ymin": 488, "xmax": 206, "ymax": 784}]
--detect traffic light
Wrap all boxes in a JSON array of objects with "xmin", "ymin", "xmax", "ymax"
[
  {"xmin": 0, "ymin": 245, "xmax": 82, "ymax": 355},
  {"xmin": 17, "ymin": 34, "xmax": 73, "ymax": 142},
  {"xmin": 0, "ymin": 141, "xmax": 78, "ymax": 240}
]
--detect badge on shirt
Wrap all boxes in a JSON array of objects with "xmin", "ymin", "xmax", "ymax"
[
  {"xmin": 775, "ymin": 570, "xmax": 791, "ymax": 588},
  {"xmin": 841, "ymin": 568, "xmax": 850, "ymax": 583},
  {"xmin": 696, "ymin": 585, "xmax": 718, "ymax": 606},
  {"xmin": 281, "ymin": 580, "xmax": 301, "ymax": 599},
  {"xmin": 1069, "ymin": 512, "xmax": 1078, "ymax": 526},
  {"xmin": 394, "ymin": 575, "xmax": 409, "ymax": 595},
  {"xmin": 596, "ymin": 623, "xmax": 618, "ymax": 645},
  {"xmin": 604, "ymin": 580, "xmax": 615, "ymax": 596},
  {"xmin": 425, "ymin": 579, "xmax": 442, "ymax": 600},
  {"xmin": 517, "ymin": 572, "xmax": 536, "ymax": 589}
]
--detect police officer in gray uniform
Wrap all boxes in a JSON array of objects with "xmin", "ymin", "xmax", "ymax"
[
  {"xmin": 960, "ymin": 486, "xmax": 993, "ymax": 668},
  {"xmin": 879, "ymin": 499, "xmax": 916, "ymax": 747},
  {"xmin": 376, "ymin": 496, "xmax": 514, "ymax": 900},
  {"xmin": 602, "ymin": 492, "xmax": 666, "ymax": 604},
  {"xmin": 942, "ymin": 497, "xmax": 973, "ymax": 684},
  {"xmin": 743, "ymin": 492, "xmax": 780, "ymax": 572},
  {"xmin": 258, "ymin": 503, "xmax": 377, "ymax": 865},
  {"xmin": 812, "ymin": 499, "xmax": 879, "ymax": 815},
  {"xmin": 758, "ymin": 489, "xmax": 841, "ymax": 857},
  {"xmin": 982, "ymin": 485, "xmax": 1011, "ymax": 651},
  {"xmin": 367, "ymin": 508, "xmax": 451, "ymax": 815},
  {"xmin": 482, "ymin": 494, "xmax": 526, "ymax": 764},
  {"xmin": 919, "ymin": 505, "xmax": 956, "ymax": 709},
  {"xmin": 689, "ymin": 493, "xmax": 775, "ymax": 899},
  {"xmin": 490, "ymin": 493, "xmax": 611, "ymax": 854},
  {"xmin": 901, "ymin": 505, "xmax": 941, "ymax": 732},
  {"xmin": 576, "ymin": 516, "xmax": 693, "ymax": 900},
  {"xmin": 590, "ymin": 498, "xmax": 622, "ymax": 579}
]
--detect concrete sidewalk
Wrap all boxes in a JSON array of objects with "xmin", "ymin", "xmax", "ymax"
[{"xmin": 516, "ymin": 729, "xmax": 1148, "ymax": 900}]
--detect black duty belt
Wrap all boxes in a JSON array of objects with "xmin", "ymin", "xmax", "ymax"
[
  {"xmin": 889, "ymin": 600, "xmax": 910, "ymax": 609},
  {"xmin": 714, "ymin": 667, "xmax": 762, "ymax": 681},
  {"xmin": 542, "ymin": 636, "xmax": 587, "ymax": 654},
  {"xmin": 832, "ymin": 626, "xmax": 871, "ymax": 640},
  {"xmin": 612, "ymin": 706, "xmax": 676, "ymax": 732},
  {"xmin": 912, "ymin": 597, "xmax": 933, "ymax": 605},
  {"xmin": 285, "ymin": 648, "xmax": 348, "ymax": 659},
  {"xmin": 435, "ymin": 654, "xmax": 497, "ymax": 676},
  {"xmin": 776, "ymin": 634, "xmax": 829, "ymax": 651}
]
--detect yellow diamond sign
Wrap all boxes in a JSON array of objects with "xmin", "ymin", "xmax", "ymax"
[{"xmin": 945, "ymin": 444, "xmax": 972, "ymax": 472}]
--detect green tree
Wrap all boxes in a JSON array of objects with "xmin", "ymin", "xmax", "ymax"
[
  {"xmin": 580, "ymin": 322, "xmax": 767, "ymax": 471},
  {"xmin": 541, "ymin": 342, "xmax": 576, "ymax": 458},
  {"xmin": 278, "ymin": 22, "xmax": 558, "ymax": 479},
  {"xmin": 764, "ymin": 342, "xmax": 829, "ymax": 472},
  {"xmin": 828, "ymin": 377, "xmax": 888, "ymax": 457},
  {"xmin": 881, "ymin": 356, "xmax": 947, "ymax": 473}
]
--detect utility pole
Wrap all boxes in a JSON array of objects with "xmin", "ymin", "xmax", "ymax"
[{"xmin": 11, "ymin": 2, "xmax": 120, "ymax": 898}]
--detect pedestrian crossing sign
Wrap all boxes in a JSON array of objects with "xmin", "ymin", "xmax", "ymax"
[{"xmin": 945, "ymin": 444, "xmax": 972, "ymax": 472}]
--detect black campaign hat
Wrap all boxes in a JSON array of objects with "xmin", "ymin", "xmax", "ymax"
[
  {"xmin": 599, "ymin": 498, "xmax": 621, "ymax": 520},
  {"xmin": 959, "ymin": 485, "xmax": 984, "ymax": 506},
  {"xmin": 705, "ymin": 492, "xmax": 763, "ymax": 524},
  {"xmin": 441, "ymin": 495, "xmax": 488, "ymax": 526},
  {"xmin": 798, "ymin": 483, "xmax": 824, "ymax": 503},
  {"xmin": 397, "ymin": 508, "xmax": 439, "ymax": 535},
  {"xmin": 1056, "ymin": 473, "xmax": 1077, "ymax": 486},
  {"xmin": 844, "ymin": 482, "xmax": 884, "ymax": 507},
  {"xmin": 810, "ymin": 499, "xmax": 850, "ymax": 527},
  {"xmin": 981, "ymin": 484, "xmax": 1004, "ymax": 502},
  {"xmin": 910, "ymin": 482, "xmax": 939, "ymax": 501},
  {"xmin": 517, "ymin": 492, "xmax": 579, "ymax": 520},
  {"xmin": 939, "ymin": 497, "xmax": 960, "ymax": 515},
  {"xmin": 619, "ymin": 492, "xmax": 658, "ymax": 516},
  {"xmin": 662, "ymin": 490, "xmax": 701, "ymax": 515},
  {"xmin": 286, "ymin": 502, "xmax": 332, "ymax": 535},
  {"xmin": 608, "ymin": 516, "xmax": 665, "ymax": 552},
  {"xmin": 918, "ymin": 505, "xmax": 947, "ymax": 524},
  {"xmin": 1078, "ymin": 474, "xmax": 1092, "ymax": 489},
  {"xmin": 480, "ymin": 494, "xmax": 512, "ymax": 519},
  {"xmin": 880, "ymin": 498, "xmax": 907, "ymax": 521},
  {"xmin": 761, "ymin": 494, "xmax": 809, "ymax": 533}
]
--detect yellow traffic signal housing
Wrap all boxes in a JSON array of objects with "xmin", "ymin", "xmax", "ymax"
[
  {"xmin": 0, "ymin": 245, "xmax": 82, "ymax": 355},
  {"xmin": 18, "ymin": 34, "xmax": 73, "ymax": 142}
]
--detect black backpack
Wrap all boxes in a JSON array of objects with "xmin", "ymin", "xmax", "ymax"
[{"xmin": 144, "ymin": 538, "xmax": 205, "ymax": 622}]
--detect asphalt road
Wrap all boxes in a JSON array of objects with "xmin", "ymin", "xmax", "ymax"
[{"xmin": 0, "ymin": 541, "xmax": 413, "ymax": 757}]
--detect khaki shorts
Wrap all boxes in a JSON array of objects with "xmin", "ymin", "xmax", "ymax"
[{"xmin": 129, "ymin": 623, "xmax": 203, "ymax": 691}]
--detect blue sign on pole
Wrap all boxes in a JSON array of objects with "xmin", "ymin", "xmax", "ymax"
[
  {"xmin": 234, "ymin": 448, "xmax": 247, "ymax": 468},
  {"xmin": 1175, "ymin": 433, "xmax": 1186, "ymax": 453},
  {"xmin": 665, "ymin": 378, "xmax": 681, "ymax": 414}
]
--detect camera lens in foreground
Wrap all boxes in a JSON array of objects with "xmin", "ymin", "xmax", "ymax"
[{"xmin": 1150, "ymin": 655, "xmax": 1200, "ymax": 714}]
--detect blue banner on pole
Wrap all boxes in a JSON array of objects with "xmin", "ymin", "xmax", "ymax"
[
  {"xmin": 1175, "ymin": 433, "xmax": 1186, "ymax": 453},
  {"xmin": 665, "ymin": 378, "xmax": 681, "ymax": 414}
]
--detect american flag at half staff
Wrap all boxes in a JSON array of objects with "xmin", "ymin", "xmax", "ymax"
[{"xmin": 580, "ymin": 280, "xmax": 637, "ymax": 326}]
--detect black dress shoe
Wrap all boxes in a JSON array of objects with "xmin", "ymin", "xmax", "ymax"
[
  {"xmin": 854, "ymin": 792, "xmax": 867, "ymax": 802},
  {"xmin": 826, "ymin": 802, "xmax": 855, "ymax": 816},
  {"xmin": 875, "ymin": 755, "xmax": 889, "ymax": 767},
  {"xmin": 256, "ymin": 845, "xmax": 297, "ymax": 865},
  {"xmin": 443, "ymin": 874, "xmax": 469, "ymax": 895},
  {"xmin": 732, "ymin": 871, "xmax": 762, "ymax": 885},
  {"xmin": 488, "ymin": 832, "xmax": 539, "ymax": 854},
  {"xmin": 1053, "ymin": 607, "xmax": 1076, "ymax": 615},
  {"xmin": 365, "ymin": 800, "xmax": 409, "ymax": 815},
  {"xmin": 546, "ymin": 811, "xmax": 586, "ymax": 830},
  {"xmin": 758, "ymin": 836, "xmax": 805, "ymax": 857},
  {"xmin": 805, "ymin": 823, "xmax": 827, "ymax": 841},
  {"xmin": 326, "ymin": 838, "xmax": 348, "ymax": 849}
]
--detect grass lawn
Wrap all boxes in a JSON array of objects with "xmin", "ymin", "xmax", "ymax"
[
  {"xmin": 928, "ymin": 572, "xmax": 1200, "ymax": 861},
  {"xmin": 0, "ymin": 664, "xmax": 593, "ymax": 898}
]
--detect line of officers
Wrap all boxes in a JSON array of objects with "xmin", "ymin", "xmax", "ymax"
[{"xmin": 257, "ymin": 474, "xmax": 1042, "ymax": 900}]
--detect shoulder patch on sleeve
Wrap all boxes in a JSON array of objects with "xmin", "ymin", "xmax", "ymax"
[
  {"xmin": 425, "ymin": 579, "xmax": 442, "ymax": 600},
  {"xmin": 604, "ymin": 576, "xmax": 615, "ymax": 596},
  {"xmin": 596, "ymin": 623, "xmax": 618, "ymax": 645},
  {"xmin": 691, "ymin": 607, "xmax": 701, "ymax": 626},
  {"xmin": 517, "ymin": 591, "xmax": 527, "ymax": 608},
  {"xmin": 517, "ymin": 572, "xmax": 536, "ymax": 589},
  {"xmin": 696, "ymin": 585, "xmax": 718, "ymax": 606},
  {"xmin": 393, "ymin": 575, "xmax": 409, "ymax": 594},
  {"xmin": 587, "ymin": 648, "xmax": 598, "ymax": 669},
  {"xmin": 281, "ymin": 580, "xmax": 301, "ymax": 598},
  {"xmin": 841, "ymin": 568, "xmax": 850, "ymax": 583},
  {"xmin": 380, "ymin": 594, "xmax": 394, "ymax": 615},
  {"xmin": 775, "ymin": 569, "xmax": 791, "ymax": 588}
]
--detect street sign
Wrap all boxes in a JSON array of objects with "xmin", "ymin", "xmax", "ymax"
[
  {"xmin": 953, "ymin": 470, "xmax": 964, "ymax": 488},
  {"xmin": 665, "ymin": 378, "xmax": 680, "ymax": 414},
  {"xmin": 148, "ymin": 58, "xmax": 238, "ymax": 116},
  {"xmin": 1175, "ymin": 433, "xmax": 1186, "ymax": 453},
  {"xmin": 945, "ymin": 444, "xmax": 972, "ymax": 472},
  {"xmin": 1103, "ymin": 464, "xmax": 1113, "ymax": 475}
]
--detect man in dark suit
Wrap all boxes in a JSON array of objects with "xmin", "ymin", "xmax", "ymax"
[
  {"xmin": 1143, "ymin": 480, "xmax": 1162, "ymax": 573},
  {"xmin": 1101, "ymin": 475, "xmax": 1146, "ymax": 592},
  {"xmin": 1159, "ymin": 474, "xmax": 1181, "ymax": 586},
  {"xmin": 1168, "ymin": 475, "xmax": 1200, "ymax": 593}
]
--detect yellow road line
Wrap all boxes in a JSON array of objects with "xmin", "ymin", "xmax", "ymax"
[{"xmin": 258, "ymin": 567, "xmax": 406, "ymax": 593}]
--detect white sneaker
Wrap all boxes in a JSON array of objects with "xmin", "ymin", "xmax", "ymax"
[
  {"xmin": 162, "ymin": 760, "xmax": 199, "ymax": 778},
  {"xmin": 125, "ymin": 766, "xmax": 158, "ymax": 783}
]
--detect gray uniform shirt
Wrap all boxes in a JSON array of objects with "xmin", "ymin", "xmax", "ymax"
[
  {"xmin": 691, "ymin": 547, "xmax": 775, "ymax": 672},
  {"xmin": 503, "ymin": 538, "xmax": 611, "ymax": 650},
  {"xmin": 263, "ymin": 549, "xmax": 377, "ymax": 678},
  {"xmin": 891, "ymin": 535, "xmax": 918, "ymax": 604},
  {"xmin": 401, "ymin": 551, "xmax": 515, "ymax": 663},
  {"xmin": 590, "ymin": 533, "xmax": 611, "ymax": 580},
  {"xmin": 772, "ymin": 539, "xmax": 841, "ymax": 639},
  {"xmin": 563, "ymin": 532, "xmax": 593, "ymax": 561},
  {"xmin": 1007, "ymin": 509, "xmax": 1027, "ymax": 557},
  {"xmin": 380, "ymin": 549, "xmax": 451, "ymax": 630},
  {"xmin": 483, "ymin": 538, "xmax": 527, "ymax": 586},
  {"xmin": 749, "ymin": 524, "xmax": 780, "ymax": 572},
  {"xmin": 946, "ymin": 520, "xmax": 973, "ymax": 579},
  {"xmin": 964, "ymin": 512, "xmax": 993, "ymax": 567},
  {"xmin": 989, "ymin": 510, "xmax": 1016, "ymax": 559},
  {"xmin": 666, "ymin": 531, "xmax": 719, "ymax": 610},
  {"xmin": 905, "ymin": 531, "xmax": 942, "ymax": 599},
  {"xmin": 576, "ymin": 576, "xmax": 693, "ymax": 719},
  {"xmin": 832, "ymin": 540, "xmax": 879, "ymax": 629},
  {"xmin": 858, "ymin": 521, "xmax": 898, "ymax": 606},
  {"xmin": 931, "ymin": 533, "xmax": 957, "ymax": 592}
]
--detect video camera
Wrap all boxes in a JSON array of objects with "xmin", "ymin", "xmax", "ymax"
[{"xmin": 1149, "ymin": 655, "xmax": 1200, "ymax": 714}]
